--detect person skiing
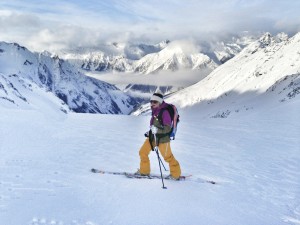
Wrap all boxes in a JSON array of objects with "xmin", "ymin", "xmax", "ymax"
[{"xmin": 135, "ymin": 90, "xmax": 181, "ymax": 180}]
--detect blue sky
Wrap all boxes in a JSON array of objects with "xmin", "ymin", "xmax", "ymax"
[{"xmin": 1, "ymin": 0, "xmax": 300, "ymax": 52}]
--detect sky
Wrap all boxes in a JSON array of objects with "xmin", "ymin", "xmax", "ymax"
[{"xmin": 1, "ymin": 0, "xmax": 300, "ymax": 52}]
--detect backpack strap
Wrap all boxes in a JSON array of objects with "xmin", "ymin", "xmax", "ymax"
[
  {"xmin": 157, "ymin": 108, "xmax": 167, "ymax": 126},
  {"xmin": 156, "ymin": 107, "xmax": 172, "ymax": 142}
]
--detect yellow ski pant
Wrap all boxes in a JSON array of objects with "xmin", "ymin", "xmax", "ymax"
[{"xmin": 139, "ymin": 139, "xmax": 181, "ymax": 179}]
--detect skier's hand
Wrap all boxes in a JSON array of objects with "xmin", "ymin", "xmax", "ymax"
[
  {"xmin": 150, "ymin": 125, "xmax": 158, "ymax": 134},
  {"xmin": 144, "ymin": 131, "xmax": 149, "ymax": 137}
]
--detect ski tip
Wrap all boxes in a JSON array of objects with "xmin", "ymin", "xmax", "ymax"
[
  {"xmin": 181, "ymin": 175, "xmax": 192, "ymax": 179},
  {"xmin": 91, "ymin": 168, "xmax": 101, "ymax": 173},
  {"xmin": 208, "ymin": 180, "xmax": 217, "ymax": 184}
]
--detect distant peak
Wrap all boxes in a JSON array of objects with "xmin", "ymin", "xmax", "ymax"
[
  {"xmin": 258, "ymin": 32, "xmax": 273, "ymax": 47},
  {"xmin": 275, "ymin": 32, "xmax": 289, "ymax": 42}
]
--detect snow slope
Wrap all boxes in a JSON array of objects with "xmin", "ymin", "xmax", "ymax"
[
  {"xmin": 0, "ymin": 42, "xmax": 136, "ymax": 114},
  {"xmin": 133, "ymin": 32, "xmax": 300, "ymax": 116},
  {"xmin": 0, "ymin": 72, "xmax": 69, "ymax": 114},
  {"xmin": 169, "ymin": 33, "xmax": 300, "ymax": 108},
  {"xmin": 0, "ymin": 95, "xmax": 299, "ymax": 225}
]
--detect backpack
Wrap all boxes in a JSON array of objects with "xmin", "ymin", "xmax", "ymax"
[{"xmin": 157, "ymin": 103, "xmax": 180, "ymax": 140}]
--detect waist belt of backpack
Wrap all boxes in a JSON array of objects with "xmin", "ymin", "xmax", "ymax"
[
  {"xmin": 155, "ymin": 133, "xmax": 169, "ymax": 139},
  {"xmin": 149, "ymin": 132, "xmax": 170, "ymax": 151}
]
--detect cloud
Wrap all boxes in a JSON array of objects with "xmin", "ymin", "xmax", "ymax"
[
  {"xmin": 87, "ymin": 69, "xmax": 207, "ymax": 87},
  {"xmin": 1, "ymin": 0, "xmax": 300, "ymax": 52},
  {"xmin": 0, "ymin": 11, "xmax": 41, "ymax": 30}
]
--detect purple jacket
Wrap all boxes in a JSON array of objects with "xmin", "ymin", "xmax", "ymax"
[{"xmin": 150, "ymin": 102, "xmax": 172, "ymax": 126}]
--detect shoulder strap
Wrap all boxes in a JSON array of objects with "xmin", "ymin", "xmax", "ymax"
[{"xmin": 157, "ymin": 107, "xmax": 168, "ymax": 126}]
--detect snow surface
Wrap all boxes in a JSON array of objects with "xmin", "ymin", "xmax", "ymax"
[{"xmin": 0, "ymin": 96, "xmax": 299, "ymax": 225}]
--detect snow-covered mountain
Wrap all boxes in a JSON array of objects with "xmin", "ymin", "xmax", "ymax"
[
  {"xmin": 0, "ymin": 42, "xmax": 137, "ymax": 114},
  {"xmin": 2, "ymin": 32, "xmax": 297, "ymax": 116},
  {"xmin": 60, "ymin": 40, "xmax": 218, "ymax": 75},
  {"xmin": 59, "ymin": 36, "xmax": 260, "ymax": 103},
  {"xmin": 207, "ymin": 33, "xmax": 258, "ymax": 64},
  {"xmin": 60, "ymin": 40, "xmax": 170, "ymax": 73},
  {"xmin": 64, "ymin": 40, "xmax": 221, "ymax": 104},
  {"xmin": 133, "ymin": 32, "xmax": 300, "ymax": 116},
  {"xmin": 58, "ymin": 36, "xmax": 262, "ymax": 105},
  {"xmin": 60, "ymin": 34, "xmax": 262, "ymax": 76},
  {"xmin": 132, "ymin": 40, "xmax": 218, "ymax": 74}
]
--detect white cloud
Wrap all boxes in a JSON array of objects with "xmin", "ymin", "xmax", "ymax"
[
  {"xmin": 0, "ymin": 11, "xmax": 40, "ymax": 30},
  {"xmin": 87, "ymin": 70, "xmax": 206, "ymax": 87},
  {"xmin": 1, "ymin": 0, "xmax": 300, "ymax": 52}
]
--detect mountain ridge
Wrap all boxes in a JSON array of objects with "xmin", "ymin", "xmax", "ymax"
[
  {"xmin": 1, "ymin": 32, "xmax": 298, "ymax": 116},
  {"xmin": 0, "ymin": 42, "xmax": 137, "ymax": 114},
  {"xmin": 133, "ymin": 32, "xmax": 300, "ymax": 116},
  {"xmin": 60, "ymin": 34, "xmax": 259, "ymax": 75}
]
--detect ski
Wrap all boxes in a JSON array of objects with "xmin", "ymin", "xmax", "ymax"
[
  {"xmin": 91, "ymin": 168, "xmax": 189, "ymax": 180},
  {"xmin": 90, "ymin": 168, "xmax": 216, "ymax": 184}
]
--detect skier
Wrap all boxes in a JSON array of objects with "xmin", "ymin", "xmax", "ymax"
[{"xmin": 135, "ymin": 90, "xmax": 181, "ymax": 180}]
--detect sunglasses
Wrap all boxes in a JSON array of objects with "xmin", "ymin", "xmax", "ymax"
[{"xmin": 150, "ymin": 100, "xmax": 159, "ymax": 104}]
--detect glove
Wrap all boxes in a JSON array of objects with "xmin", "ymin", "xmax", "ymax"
[
  {"xmin": 150, "ymin": 125, "xmax": 158, "ymax": 134},
  {"xmin": 144, "ymin": 131, "xmax": 149, "ymax": 137}
]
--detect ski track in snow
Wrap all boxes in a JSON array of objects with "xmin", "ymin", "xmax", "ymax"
[{"xmin": 0, "ymin": 102, "xmax": 299, "ymax": 225}]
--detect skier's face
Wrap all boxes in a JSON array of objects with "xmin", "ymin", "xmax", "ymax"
[{"xmin": 150, "ymin": 100, "xmax": 160, "ymax": 110}]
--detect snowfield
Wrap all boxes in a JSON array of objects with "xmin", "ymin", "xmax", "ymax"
[{"xmin": 0, "ymin": 96, "xmax": 299, "ymax": 225}]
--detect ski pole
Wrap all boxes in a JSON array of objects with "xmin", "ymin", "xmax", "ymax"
[
  {"xmin": 159, "ymin": 154, "xmax": 168, "ymax": 171},
  {"xmin": 154, "ymin": 133, "xmax": 167, "ymax": 189}
]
